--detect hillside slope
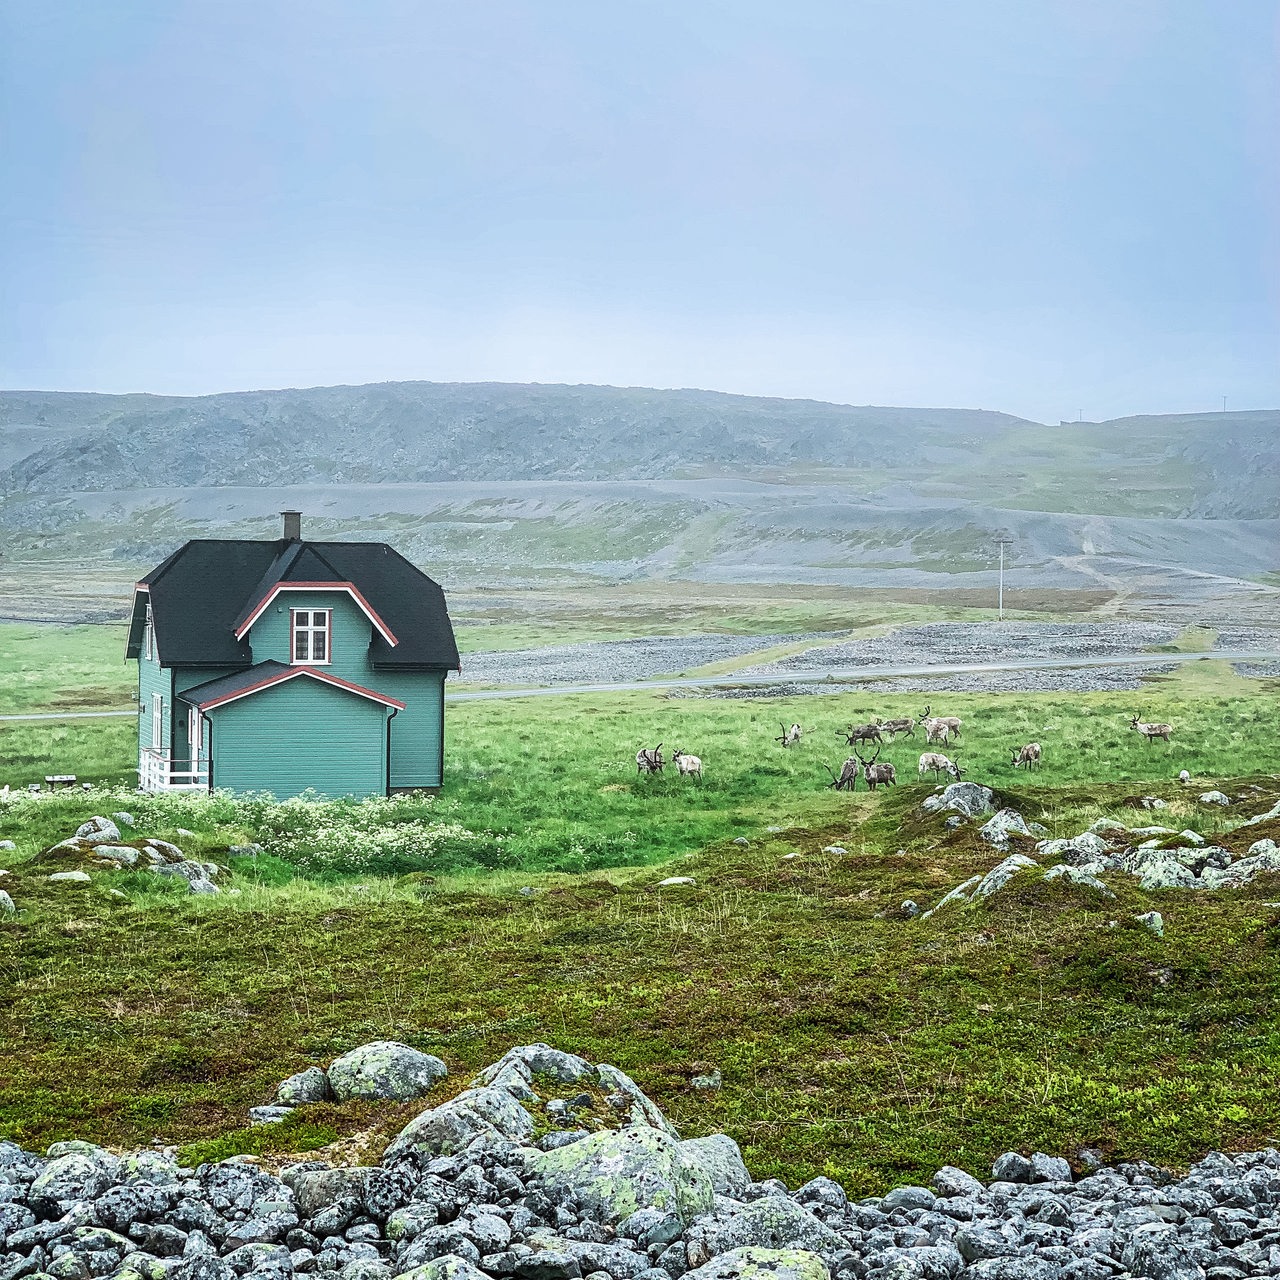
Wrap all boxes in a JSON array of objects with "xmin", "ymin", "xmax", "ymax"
[{"xmin": 0, "ymin": 383, "xmax": 1275, "ymax": 518}]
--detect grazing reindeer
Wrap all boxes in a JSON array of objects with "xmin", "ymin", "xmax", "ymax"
[
  {"xmin": 1130, "ymin": 713, "xmax": 1173, "ymax": 745},
  {"xmin": 877, "ymin": 716, "xmax": 916, "ymax": 739},
  {"xmin": 838, "ymin": 721, "xmax": 884, "ymax": 748},
  {"xmin": 776, "ymin": 722, "xmax": 803, "ymax": 748},
  {"xmin": 1011, "ymin": 742, "xmax": 1042, "ymax": 771},
  {"xmin": 919, "ymin": 751, "xmax": 963, "ymax": 781},
  {"xmin": 855, "ymin": 747, "xmax": 897, "ymax": 791},
  {"xmin": 822, "ymin": 758, "xmax": 860, "ymax": 791},
  {"xmin": 672, "ymin": 749, "xmax": 703, "ymax": 779},
  {"xmin": 636, "ymin": 743, "xmax": 665, "ymax": 774},
  {"xmin": 922, "ymin": 705, "xmax": 963, "ymax": 742}
]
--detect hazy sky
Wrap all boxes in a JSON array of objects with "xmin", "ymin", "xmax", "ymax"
[{"xmin": 2, "ymin": 1, "xmax": 1278, "ymax": 421}]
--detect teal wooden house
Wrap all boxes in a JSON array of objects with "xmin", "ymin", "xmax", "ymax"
[{"xmin": 125, "ymin": 512, "xmax": 459, "ymax": 797}]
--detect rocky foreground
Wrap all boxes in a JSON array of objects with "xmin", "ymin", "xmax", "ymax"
[{"xmin": 3, "ymin": 1043, "xmax": 1280, "ymax": 1280}]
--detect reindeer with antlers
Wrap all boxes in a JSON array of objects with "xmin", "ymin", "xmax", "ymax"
[
  {"xmin": 635, "ymin": 743, "xmax": 665, "ymax": 774},
  {"xmin": 838, "ymin": 721, "xmax": 884, "ymax": 749},
  {"xmin": 822, "ymin": 758, "xmax": 860, "ymax": 791},
  {"xmin": 776, "ymin": 722, "xmax": 804, "ymax": 748},
  {"xmin": 1130, "ymin": 713, "xmax": 1173, "ymax": 745},
  {"xmin": 855, "ymin": 746, "xmax": 897, "ymax": 791}
]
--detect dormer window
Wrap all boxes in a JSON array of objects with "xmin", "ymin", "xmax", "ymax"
[{"xmin": 291, "ymin": 609, "xmax": 331, "ymax": 664}]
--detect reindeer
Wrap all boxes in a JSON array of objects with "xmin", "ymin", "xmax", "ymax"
[
  {"xmin": 919, "ymin": 751, "xmax": 963, "ymax": 781},
  {"xmin": 776, "ymin": 722, "xmax": 803, "ymax": 748},
  {"xmin": 1011, "ymin": 742, "xmax": 1042, "ymax": 771},
  {"xmin": 1130, "ymin": 713, "xmax": 1172, "ymax": 745},
  {"xmin": 877, "ymin": 716, "xmax": 916, "ymax": 739},
  {"xmin": 855, "ymin": 747, "xmax": 897, "ymax": 791},
  {"xmin": 922, "ymin": 705, "xmax": 963, "ymax": 742},
  {"xmin": 838, "ymin": 721, "xmax": 884, "ymax": 748},
  {"xmin": 636, "ymin": 743, "xmax": 665, "ymax": 774},
  {"xmin": 822, "ymin": 758, "xmax": 860, "ymax": 791},
  {"xmin": 672, "ymin": 749, "xmax": 703, "ymax": 779}
]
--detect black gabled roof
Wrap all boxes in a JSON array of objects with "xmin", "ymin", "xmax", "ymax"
[{"xmin": 126, "ymin": 538, "xmax": 459, "ymax": 670}]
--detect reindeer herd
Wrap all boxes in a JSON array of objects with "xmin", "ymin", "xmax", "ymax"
[{"xmin": 633, "ymin": 705, "xmax": 1174, "ymax": 792}]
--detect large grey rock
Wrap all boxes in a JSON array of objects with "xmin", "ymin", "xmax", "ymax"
[
  {"xmin": 978, "ymin": 809, "xmax": 1034, "ymax": 850},
  {"xmin": 383, "ymin": 1086, "xmax": 534, "ymax": 1160},
  {"xmin": 0, "ymin": 889, "xmax": 14, "ymax": 916},
  {"xmin": 474, "ymin": 1044, "xmax": 594, "ymax": 1088},
  {"xmin": 28, "ymin": 1152, "xmax": 117, "ymax": 1211},
  {"xmin": 1241, "ymin": 798, "xmax": 1280, "ymax": 826},
  {"xmin": 285, "ymin": 1167, "xmax": 370, "ymax": 1217},
  {"xmin": 1198, "ymin": 791, "xmax": 1230, "ymax": 806},
  {"xmin": 990, "ymin": 1152, "xmax": 1032, "ymax": 1183},
  {"xmin": 524, "ymin": 1126, "xmax": 714, "ymax": 1226},
  {"xmin": 682, "ymin": 1248, "xmax": 829, "ymax": 1280},
  {"xmin": 74, "ymin": 817, "xmax": 121, "ymax": 845},
  {"xmin": 1200, "ymin": 841, "xmax": 1280, "ymax": 888},
  {"xmin": 921, "ymin": 783, "xmax": 995, "ymax": 818},
  {"xmin": 328, "ymin": 1042, "xmax": 448, "ymax": 1102},
  {"xmin": 679, "ymin": 1134, "xmax": 751, "ymax": 1196},
  {"xmin": 277, "ymin": 1067, "xmax": 333, "ymax": 1105},
  {"xmin": 972, "ymin": 854, "xmax": 1038, "ymax": 898},
  {"xmin": 1036, "ymin": 831, "xmax": 1111, "ymax": 863},
  {"xmin": 1131, "ymin": 856, "xmax": 1199, "ymax": 890},
  {"xmin": 932, "ymin": 1165, "xmax": 985, "ymax": 1198},
  {"xmin": 1029, "ymin": 1152, "xmax": 1071, "ymax": 1182},
  {"xmin": 711, "ymin": 1196, "xmax": 845, "ymax": 1258},
  {"xmin": 596, "ymin": 1063, "xmax": 678, "ymax": 1137},
  {"xmin": 48, "ymin": 870, "xmax": 92, "ymax": 884}
]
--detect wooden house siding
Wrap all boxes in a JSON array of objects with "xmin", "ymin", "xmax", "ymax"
[
  {"xmin": 245, "ymin": 591, "xmax": 374, "ymax": 685},
  {"xmin": 207, "ymin": 677, "xmax": 391, "ymax": 799},
  {"xmin": 172, "ymin": 668, "xmax": 241, "ymax": 769},
  {"xmin": 137, "ymin": 641, "xmax": 173, "ymax": 750},
  {"xmin": 376, "ymin": 670, "xmax": 446, "ymax": 789}
]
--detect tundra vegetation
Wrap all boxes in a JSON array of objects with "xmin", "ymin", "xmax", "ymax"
[{"xmin": 1, "ymin": 647, "xmax": 1280, "ymax": 1192}]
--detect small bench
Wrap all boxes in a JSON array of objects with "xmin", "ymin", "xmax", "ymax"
[{"xmin": 44, "ymin": 774, "xmax": 77, "ymax": 789}]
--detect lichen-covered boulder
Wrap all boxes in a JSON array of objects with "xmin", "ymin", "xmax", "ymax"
[
  {"xmin": 921, "ymin": 782, "xmax": 995, "ymax": 818},
  {"xmin": 29, "ymin": 1151, "xmax": 118, "ymax": 1212},
  {"xmin": 284, "ymin": 1166, "xmax": 370, "ymax": 1217},
  {"xmin": 383, "ymin": 1086, "xmax": 534, "ymax": 1161},
  {"xmin": 277, "ymin": 1066, "xmax": 333, "ymax": 1105},
  {"xmin": 75, "ymin": 816, "xmax": 121, "ymax": 844},
  {"xmin": 683, "ymin": 1248, "xmax": 829, "ymax": 1280},
  {"xmin": 978, "ymin": 809, "xmax": 1034, "ymax": 850},
  {"xmin": 1036, "ymin": 831, "xmax": 1111, "ymax": 863},
  {"xmin": 1201, "ymin": 841, "xmax": 1280, "ymax": 889},
  {"xmin": 973, "ymin": 854, "xmax": 1038, "ymax": 899},
  {"xmin": 1198, "ymin": 791, "xmax": 1231, "ymax": 806},
  {"xmin": 597, "ymin": 1062, "xmax": 679, "ymax": 1137},
  {"xmin": 525, "ymin": 1125, "xmax": 714, "ymax": 1226},
  {"xmin": 710, "ymin": 1197, "xmax": 845, "ymax": 1258},
  {"xmin": 393, "ymin": 1257, "xmax": 491, "ymax": 1280},
  {"xmin": 680, "ymin": 1134, "xmax": 751, "ymax": 1197},
  {"xmin": 473, "ymin": 1043, "xmax": 594, "ymax": 1088},
  {"xmin": 0, "ymin": 889, "xmax": 14, "ymax": 916},
  {"xmin": 328, "ymin": 1041, "xmax": 448, "ymax": 1102},
  {"xmin": 1042, "ymin": 866, "xmax": 1114, "ymax": 897}
]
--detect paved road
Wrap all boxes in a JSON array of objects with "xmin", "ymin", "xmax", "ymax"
[{"xmin": 2, "ymin": 649, "xmax": 1275, "ymax": 721}]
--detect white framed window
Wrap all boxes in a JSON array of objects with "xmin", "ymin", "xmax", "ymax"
[
  {"xmin": 291, "ymin": 609, "xmax": 331, "ymax": 664},
  {"xmin": 151, "ymin": 693, "xmax": 164, "ymax": 749}
]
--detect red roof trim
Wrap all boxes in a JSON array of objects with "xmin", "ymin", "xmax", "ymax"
[
  {"xmin": 233, "ymin": 581, "xmax": 398, "ymax": 646},
  {"xmin": 195, "ymin": 666, "xmax": 407, "ymax": 712}
]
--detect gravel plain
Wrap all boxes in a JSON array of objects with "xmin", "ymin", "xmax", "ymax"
[{"xmin": 458, "ymin": 621, "xmax": 1280, "ymax": 696}]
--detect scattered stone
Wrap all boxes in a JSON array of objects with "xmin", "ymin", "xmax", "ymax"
[
  {"xmin": 0, "ymin": 839, "xmax": 15, "ymax": 851},
  {"xmin": 732, "ymin": 838, "xmax": 749, "ymax": 847},
  {"xmin": 690, "ymin": 1069, "xmax": 722, "ymax": 1091},
  {"xmin": 111, "ymin": 812, "xmax": 135, "ymax": 826},
  {"xmin": 1178, "ymin": 770, "xmax": 1191, "ymax": 783},
  {"xmin": 821, "ymin": 845, "xmax": 847, "ymax": 855},
  {"xmin": 327, "ymin": 1042, "xmax": 448, "ymax": 1102},
  {"xmin": 1198, "ymin": 790, "xmax": 1230, "ymax": 806},
  {"xmin": 1135, "ymin": 911, "xmax": 1165, "ymax": 937},
  {"xmin": 973, "ymin": 853, "xmax": 1039, "ymax": 898},
  {"xmin": 248, "ymin": 1106, "xmax": 294, "ymax": 1125},
  {"xmin": 1242, "ymin": 798, "xmax": 1280, "ymax": 826},
  {"xmin": 901, "ymin": 900, "xmax": 921, "ymax": 917},
  {"xmin": 48, "ymin": 870, "xmax": 92, "ymax": 884},
  {"xmin": 0, "ymin": 889, "xmax": 14, "ymax": 915},
  {"xmin": 657, "ymin": 877, "xmax": 696, "ymax": 887}
]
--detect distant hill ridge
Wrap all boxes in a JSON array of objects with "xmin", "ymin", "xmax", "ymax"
[{"xmin": 0, "ymin": 382, "xmax": 1276, "ymax": 518}]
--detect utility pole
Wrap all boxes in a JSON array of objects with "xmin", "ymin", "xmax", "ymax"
[
  {"xmin": 1222, "ymin": 395, "xmax": 1228, "ymax": 413},
  {"xmin": 996, "ymin": 538, "xmax": 1014, "ymax": 620}
]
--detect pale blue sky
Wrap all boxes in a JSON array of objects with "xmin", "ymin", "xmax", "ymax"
[{"xmin": 2, "ymin": 0, "xmax": 1277, "ymax": 421}]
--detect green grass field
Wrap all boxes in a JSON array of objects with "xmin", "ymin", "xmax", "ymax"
[{"xmin": 3, "ymin": 618, "xmax": 1280, "ymax": 1192}]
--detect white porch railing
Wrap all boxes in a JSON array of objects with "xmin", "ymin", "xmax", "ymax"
[{"xmin": 139, "ymin": 748, "xmax": 209, "ymax": 792}]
